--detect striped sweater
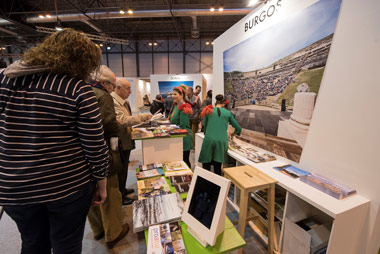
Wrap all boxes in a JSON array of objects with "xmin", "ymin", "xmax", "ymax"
[{"xmin": 0, "ymin": 70, "xmax": 109, "ymax": 205}]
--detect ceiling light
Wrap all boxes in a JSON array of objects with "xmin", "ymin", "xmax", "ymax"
[
  {"xmin": 38, "ymin": 14, "xmax": 45, "ymax": 19},
  {"xmin": 219, "ymin": 5, "xmax": 224, "ymax": 12},
  {"xmin": 119, "ymin": 9, "xmax": 125, "ymax": 14},
  {"xmin": 211, "ymin": 41, "xmax": 214, "ymax": 45},
  {"xmin": 46, "ymin": 14, "xmax": 52, "ymax": 18},
  {"xmin": 99, "ymin": 43, "xmax": 104, "ymax": 47},
  {"xmin": 107, "ymin": 46, "xmax": 111, "ymax": 50},
  {"xmin": 206, "ymin": 41, "xmax": 210, "ymax": 45},
  {"xmin": 128, "ymin": 8, "xmax": 133, "ymax": 14},
  {"xmin": 210, "ymin": 6, "xmax": 215, "ymax": 12},
  {"xmin": 55, "ymin": 18, "xmax": 63, "ymax": 31},
  {"xmin": 153, "ymin": 42, "xmax": 158, "ymax": 46},
  {"xmin": 149, "ymin": 42, "xmax": 153, "ymax": 46},
  {"xmin": 248, "ymin": 0, "xmax": 259, "ymax": 7}
]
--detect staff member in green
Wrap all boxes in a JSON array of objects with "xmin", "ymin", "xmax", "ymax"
[
  {"xmin": 198, "ymin": 94, "xmax": 242, "ymax": 175},
  {"xmin": 169, "ymin": 86, "xmax": 193, "ymax": 168}
]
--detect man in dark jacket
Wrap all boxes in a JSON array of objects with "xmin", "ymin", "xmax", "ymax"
[
  {"xmin": 87, "ymin": 65, "xmax": 129, "ymax": 249},
  {"xmin": 164, "ymin": 92, "xmax": 174, "ymax": 118},
  {"xmin": 150, "ymin": 94, "xmax": 165, "ymax": 114}
]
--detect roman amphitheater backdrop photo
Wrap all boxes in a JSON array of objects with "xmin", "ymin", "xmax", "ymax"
[{"xmin": 223, "ymin": 0, "xmax": 342, "ymax": 162}]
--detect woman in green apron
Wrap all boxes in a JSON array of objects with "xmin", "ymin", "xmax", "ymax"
[
  {"xmin": 169, "ymin": 86, "xmax": 193, "ymax": 168},
  {"xmin": 198, "ymin": 94, "xmax": 242, "ymax": 175}
]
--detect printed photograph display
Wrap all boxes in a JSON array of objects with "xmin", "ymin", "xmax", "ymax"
[
  {"xmin": 223, "ymin": 0, "xmax": 342, "ymax": 162},
  {"xmin": 158, "ymin": 81, "xmax": 194, "ymax": 97}
]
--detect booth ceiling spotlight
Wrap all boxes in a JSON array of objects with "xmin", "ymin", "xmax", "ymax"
[{"xmin": 35, "ymin": 26, "xmax": 129, "ymax": 45}]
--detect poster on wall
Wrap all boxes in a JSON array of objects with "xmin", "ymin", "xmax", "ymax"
[
  {"xmin": 223, "ymin": 0, "xmax": 342, "ymax": 162},
  {"xmin": 158, "ymin": 81, "xmax": 194, "ymax": 98}
]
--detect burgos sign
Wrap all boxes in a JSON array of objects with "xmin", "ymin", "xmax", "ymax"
[{"xmin": 245, "ymin": 0, "xmax": 283, "ymax": 32}]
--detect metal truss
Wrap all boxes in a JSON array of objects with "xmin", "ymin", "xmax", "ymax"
[{"xmin": 35, "ymin": 26, "xmax": 129, "ymax": 45}]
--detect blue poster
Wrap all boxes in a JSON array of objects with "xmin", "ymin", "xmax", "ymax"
[{"xmin": 158, "ymin": 81, "xmax": 194, "ymax": 96}]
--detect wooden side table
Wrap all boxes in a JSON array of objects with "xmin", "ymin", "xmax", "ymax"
[{"xmin": 223, "ymin": 165, "xmax": 277, "ymax": 254}]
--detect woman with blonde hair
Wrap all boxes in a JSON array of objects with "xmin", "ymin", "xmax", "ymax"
[{"xmin": 0, "ymin": 29, "xmax": 108, "ymax": 253}]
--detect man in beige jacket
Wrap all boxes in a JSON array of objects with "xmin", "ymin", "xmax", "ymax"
[{"xmin": 111, "ymin": 78, "xmax": 151, "ymax": 205}]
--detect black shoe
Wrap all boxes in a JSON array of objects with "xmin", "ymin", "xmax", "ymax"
[
  {"xmin": 124, "ymin": 188, "xmax": 134, "ymax": 195},
  {"xmin": 94, "ymin": 231, "xmax": 104, "ymax": 241},
  {"xmin": 106, "ymin": 224, "xmax": 129, "ymax": 249},
  {"xmin": 122, "ymin": 197, "xmax": 134, "ymax": 206}
]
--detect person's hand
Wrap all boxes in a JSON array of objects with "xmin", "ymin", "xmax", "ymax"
[
  {"xmin": 141, "ymin": 113, "xmax": 152, "ymax": 121},
  {"xmin": 228, "ymin": 130, "xmax": 235, "ymax": 140},
  {"xmin": 93, "ymin": 178, "xmax": 107, "ymax": 206}
]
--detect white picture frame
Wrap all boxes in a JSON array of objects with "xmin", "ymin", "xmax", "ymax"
[{"xmin": 181, "ymin": 166, "xmax": 231, "ymax": 246}]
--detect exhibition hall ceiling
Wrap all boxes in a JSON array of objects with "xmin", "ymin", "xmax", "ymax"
[{"xmin": 0, "ymin": 0, "xmax": 258, "ymax": 47}]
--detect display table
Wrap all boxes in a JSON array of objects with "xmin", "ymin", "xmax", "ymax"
[
  {"xmin": 145, "ymin": 217, "xmax": 245, "ymax": 254},
  {"xmin": 139, "ymin": 171, "xmax": 246, "ymax": 253},
  {"xmin": 195, "ymin": 133, "xmax": 370, "ymax": 254},
  {"xmin": 223, "ymin": 165, "xmax": 277, "ymax": 254}
]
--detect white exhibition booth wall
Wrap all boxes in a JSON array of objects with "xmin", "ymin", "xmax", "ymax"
[
  {"xmin": 150, "ymin": 74, "xmax": 209, "ymax": 101},
  {"xmin": 213, "ymin": 0, "xmax": 380, "ymax": 253}
]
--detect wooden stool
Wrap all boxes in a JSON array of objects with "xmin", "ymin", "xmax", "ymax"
[{"xmin": 223, "ymin": 165, "xmax": 277, "ymax": 254}]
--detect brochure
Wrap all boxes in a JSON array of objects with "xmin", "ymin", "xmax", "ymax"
[
  {"xmin": 133, "ymin": 193, "xmax": 184, "ymax": 233},
  {"xmin": 137, "ymin": 177, "xmax": 171, "ymax": 200},
  {"xmin": 131, "ymin": 128, "xmax": 154, "ymax": 139},
  {"xmin": 141, "ymin": 163, "xmax": 163, "ymax": 171},
  {"xmin": 169, "ymin": 175, "xmax": 192, "ymax": 185},
  {"xmin": 300, "ymin": 173, "xmax": 356, "ymax": 200},
  {"xmin": 147, "ymin": 221, "xmax": 187, "ymax": 254},
  {"xmin": 164, "ymin": 169, "xmax": 193, "ymax": 177},
  {"xmin": 174, "ymin": 183, "xmax": 190, "ymax": 194},
  {"xmin": 136, "ymin": 168, "xmax": 164, "ymax": 180},
  {"xmin": 164, "ymin": 161, "xmax": 189, "ymax": 171},
  {"xmin": 137, "ymin": 177, "xmax": 167, "ymax": 189},
  {"xmin": 273, "ymin": 164, "xmax": 310, "ymax": 178}
]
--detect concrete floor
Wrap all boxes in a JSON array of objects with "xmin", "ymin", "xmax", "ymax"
[{"xmin": 0, "ymin": 141, "xmax": 267, "ymax": 254}]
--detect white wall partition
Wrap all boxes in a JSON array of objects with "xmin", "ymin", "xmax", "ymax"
[{"xmin": 212, "ymin": 0, "xmax": 380, "ymax": 253}]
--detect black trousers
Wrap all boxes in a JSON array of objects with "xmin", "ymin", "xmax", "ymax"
[
  {"xmin": 4, "ymin": 181, "xmax": 95, "ymax": 254},
  {"xmin": 203, "ymin": 160, "xmax": 222, "ymax": 175},
  {"xmin": 118, "ymin": 149, "xmax": 131, "ymax": 197},
  {"xmin": 183, "ymin": 150, "xmax": 191, "ymax": 169}
]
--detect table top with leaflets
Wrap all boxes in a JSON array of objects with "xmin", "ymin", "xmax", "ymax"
[{"xmin": 138, "ymin": 167, "xmax": 246, "ymax": 254}]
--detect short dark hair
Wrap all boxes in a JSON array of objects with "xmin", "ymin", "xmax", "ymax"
[
  {"xmin": 196, "ymin": 85, "xmax": 201, "ymax": 89},
  {"xmin": 207, "ymin": 90, "xmax": 212, "ymax": 98},
  {"xmin": 156, "ymin": 94, "xmax": 162, "ymax": 100}
]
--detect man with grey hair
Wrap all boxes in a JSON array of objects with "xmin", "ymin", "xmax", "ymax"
[
  {"xmin": 87, "ymin": 65, "xmax": 129, "ymax": 249},
  {"xmin": 112, "ymin": 78, "xmax": 151, "ymax": 205}
]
